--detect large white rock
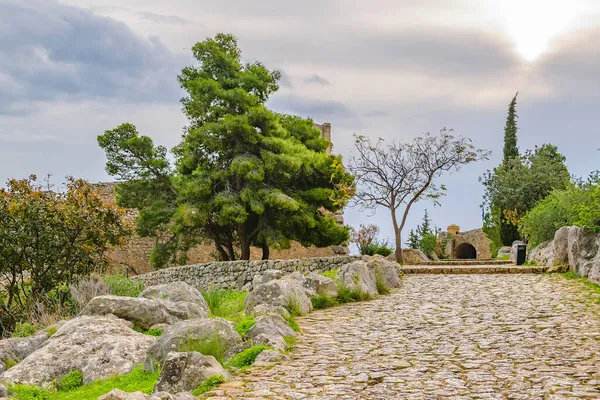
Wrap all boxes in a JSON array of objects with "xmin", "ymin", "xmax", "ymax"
[
  {"xmin": 155, "ymin": 352, "xmax": 230, "ymax": 393},
  {"xmin": 527, "ymin": 241, "xmax": 554, "ymax": 266},
  {"xmin": 139, "ymin": 282, "xmax": 209, "ymax": 314},
  {"xmin": 497, "ymin": 246, "xmax": 512, "ymax": 258},
  {"xmin": 366, "ymin": 255, "xmax": 402, "ymax": 289},
  {"xmin": 388, "ymin": 249, "xmax": 430, "ymax": 264},
  {"xmin": 81, "ymin": 295, "xmax": 208, "ymax": 330},
  {"xmin": 0, "ymin": 331, "xmax": 49, "ymax": 372},
  {"xmin": 337, "ymin": 261, "xmax": 378, "ymax": 297},
  {"xmin": 245, "ymin": 278, "xmax": 312, "ymax": 316},
  {"xmin": 1, "ymin": 315, "xmax": 155, "ymax": 386},
  {"xmin": 144, "ymin": 318, "xmax": 242, "ymax": 371},
  {"xmin": 510, "ymin": 241, "xmax": 526, "ymax": 262},
  {"xmin": 247, "ymin": 314, "xmax": 296, "ymax": 351},
  {"xmin": 304, "ymin": 272, "xmax": 338, "ymax": 297},
  {"xmin": 98, "ymin": 390, "xmax": 196, "ymax": 400}
]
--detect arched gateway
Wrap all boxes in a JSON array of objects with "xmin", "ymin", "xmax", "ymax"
[{"xmin": 442, "ymin": 225, "xmax": 491, "ymax": 260}]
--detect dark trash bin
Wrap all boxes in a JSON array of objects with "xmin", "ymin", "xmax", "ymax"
[{"xmin": 516, "ymin": 244, "xmax": 526, "ymax": 266}]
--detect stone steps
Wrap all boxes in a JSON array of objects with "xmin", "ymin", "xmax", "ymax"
[
  {"xmin": 418, "ymin": 260, "xmax": 514, "ymax": 266},
  {"xmin": 401, "ymin": 265, "xmax": 568, "ymax": 274}
]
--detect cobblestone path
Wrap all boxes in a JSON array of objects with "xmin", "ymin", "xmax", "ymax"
[{"xmin": 209, "ymin": 274, "xmax": 600, "ymax": 399}]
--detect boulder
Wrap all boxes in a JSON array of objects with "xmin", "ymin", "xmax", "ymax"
[
  {"xmin": 254, "ymin": 349, "xmax": 289, "ymax": 366},
  {"xmin": 245, "ymin": 279, "xmax": 312, "ymax": 316},
  {"xmin": 527, "ymin": 241, "xmax": 554, "ymax": 265},
  {"xmin": 510, "ymin": 241, "xmax": 526, "ymax": 262},
  {"xmin": 81, "ymin": 295, "xmax": 208, "ymax": 330},
  {"xmin": 389, "ymin": 249, "xmax": 430, "ymax": 264},
  {"xmin": 496, "ymin": 246, "xmax": 512, "ymax": 258},
  {"xmin": 155, "ymin": 352, "xmax": 230, "ymax": 393},
  {"xmin": 553, "ymin": 227, "xmax": 571, "ymax": 265},
  {"xmin": 337, "ymin": 261, "xmax": 378, "ymax": 297},
  {"xmin": 567, "ymin": 227, "xmax": 600, "ymax": 283},
  {"xmin": 151, "ymin": 393, "xmax": 196, "ymax": 400},
  {"xmin": 252, "ymin": 304, "xmax": 290, "ymax": 320},
  {"xmin": 144, "ymin": 318, "xmax": 242, "ymax": 371},
  {"xmin": 99, "ymin": 390, "xmax": 149, "ymax": 400},
  {"xmin": 366, "ymin": 255, "xmax": 402, "ymax": 289},
  {"xmin": 247, "ymin": 315, "xmax": 295, "ymax": 351},
  {"xmin": 1, "ymin": 315, "xmax": 155, "ymax": 386},
  {"xmin": 139, "ymin": 282, "xmax": 209, "ymax": 312},
  {"xmin": 304, "ymin": 273, "xmax": 338, "ymax": 297},
  {"xmin": 0, "ymin": 331, "xmax": 49, "ymax": 370}
]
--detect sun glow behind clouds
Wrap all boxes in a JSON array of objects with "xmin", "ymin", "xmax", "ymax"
[{"xmin": 490, "ymin": 0, "xmax": 582, "ymax": 61}]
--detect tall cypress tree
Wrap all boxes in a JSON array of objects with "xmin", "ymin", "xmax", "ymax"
[{"xmin": 499, "ymin": 92, "xmax": 521, "ymax": 245}]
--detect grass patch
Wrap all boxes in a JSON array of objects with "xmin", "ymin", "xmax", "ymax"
[
  {"xmin": 233, "ymin": 315, "xmax": 255, "ymax": 338},
  {"xmin": 12, "ymin": 322, "xmax": 37, "ymax": 338},
  {"xmin": 191, "ymin": 375, "xmax": 227, "ymax": 396},
  {"xmin": 179, "ymin": 335, "xmax": 229, "ymax": 366},
  {"xmin": 284, "ymin": 295, "xmax": 303, "ymax": 317},
  {"xmin": 58, "ymin": 370, "xmax": 83, "ymax": 391},
  {"xmin": 102, "ymin": 274, "xmax": 143, "ymax": 297},
  {"xmin": 226, "ymin": 345, "xmax": 268, "ymax": 369},
  {"xmin": 4, "ymin": 358, "xmax": 18, "ymax": 370},
  {"xmin": 374, "ymin": 270, "xmax": 390, "ymax": 295},
  {"xmin": 45, "ymin": 326, "xmax": 58, "ymax": 337},
  {"xmin": 132, "ymin": 326, "xmax": 163, "ymax": 337},
  {"xmin": 560, "ymin": 271, "xmax": 600, "ymax": 302},
  {"xmin": 8, "ymin": 365, "xmax": 160, "ymax": 400},
  {"xmin": 287, "ymin": 316, "xmax": 300, "ymax": 332},
  {"xmin": 310, "ymin": 292, "xmax": 338, "ymax": 309},
  {"xmin": 496, "ymin": 254, "xmax": 510, "ymax": 261},
  {"xmin": 336, "ymin": 285, "xmax": 355, "ymax": 304},
  {"xmin": 202, "ymin": 290, "xmax": 248, "ymax": 322},
  {"xmin": 284, "ymin": 336, "xmax": 297, "ymax": 352},
  {"xmin": 321, "ymin": 269, "xmax": 339, "ymax": 280}
]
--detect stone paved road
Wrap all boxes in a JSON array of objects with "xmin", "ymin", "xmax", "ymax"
[{"xmin": 208, "ymin": 274, "xmax": 600, "ymax": 399}]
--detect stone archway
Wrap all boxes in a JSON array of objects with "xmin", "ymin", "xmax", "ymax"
[{"xmin": 455, "ymin": 243, "xmax": 477, "ymax": 259}]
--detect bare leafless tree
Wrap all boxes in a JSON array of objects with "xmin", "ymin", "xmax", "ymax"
[{"xmin": 348, "ymin": 128, "xmax": 490, "ymax": 264}]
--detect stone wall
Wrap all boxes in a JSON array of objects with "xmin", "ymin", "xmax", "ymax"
[
  {"xmin": 528, "ymin": 226, "xmax": 600, "ymax": 284},
  {"xmin": 448, "ymin": 228, "xmax": 492, "ymax": 260},
  {"xmin": 133, "ymin": 256, "xmax": 360, "ymax": 291}
]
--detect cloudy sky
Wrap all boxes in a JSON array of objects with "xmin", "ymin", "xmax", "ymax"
[{"xmin": 2, "ymin": 0, "xmax": 599, "ymax": 246}]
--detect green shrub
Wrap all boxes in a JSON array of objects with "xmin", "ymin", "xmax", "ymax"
[
  {"xmin": 45, "ymin": 326, "xmax": 58, "ymax": 337},
  {"xmin": 58, "ymin": 370, "xmax": 83, "ymax": 391},
  {"xmin": 419, "ymin": 234, "xmax": 437, "ymax": 259},
  {"xmin": 226, "ymin": 345, "xmax": 268, "ymax": 369},
  {"xmin": 202, "ymin": 290, "xmax": 247, "ymax": 321},
  {"xmin": 365, "ymin": 241, "xmax": 394, "ymax": 257},
  {"xmin": 146, "ymin": 328, "xmax": 163, "ymax": 337},
  {"xmin": 179, "ymin": 335, "xmax": 229, "ymax": 365},
  {"xmin": 191, "ymin": 375, "xmax": 227, "ymax": 396},
  {"xmin": 284, "ymin": 336, "xmax": 297, "ymax": 352},
  {"xmin": 102, "ymin": 274, "xmax": 143, "ymax": 297},
  {"xmin": 497, "ymin": 254, "xmax": 510, "ymax": 261},
  {"xmin": 13, "ymin": 322, "xmax": 37, "ymax": 338},
  {"xmin": 7, "ymin": 384, "xmax": 51, "ymax": 400},
  {"xmin": 233, "ymin": 315, "xmax": 255, "ymax": 338},
  {"xmin": 287, "ymin": 316, "xmax": 300, "ymax": 332},
  {"xmin": 336, "ymin": 285, "xmax": 355, "ymax": 304},
  {"xmin": 350, "ymin": 289, "xmax": 372, "ymax": 302},
  {"xmin": 321, "ymin": 269, "xmax": 339, "ymax": 280},
  {"xmin": 284, "ymin": 296, "xmax": 303, "ymax": 317},
  {"xmin": 374, "ymin": 270, "xmax": 390, "ymax": 295},
  {"xmin": 311, "ymin": 292, "xmax": 338, "ymax": 309},
  {"xmin": 4, "ymin": 358, "xmax": 18, "ymax": 370}
]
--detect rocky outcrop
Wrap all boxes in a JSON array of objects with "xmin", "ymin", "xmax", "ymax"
[
  {"xmin": 528, "ymin": 226, "xmax": 600, "ymax": 283},
  {"xmin": 497, "ymin": 246, "xmax": 511, "ymax": 258},
  {"xmin": 98, "ymin": 390, "xmax": 196, "ymax": 400},
  {"xmin": 1, "ymin": 315, "xmax": 155, "ymax": 386},
  {"xmin": 389, "ymin": 249, "xmax": 430, "ymax": 264},
  {"xmin": 144, "ymin": 318, "xmax": 242, "ymax": 371},
  {"xmin": 245, "ymin": 278, "xmax": 312, "ymax": 316},
  {"xmin": 139, "ymin": 282, "xmax": 209, "ymax": 312},
  {"xmin": 337, "ymin": 261, "xmax": 378, "ymax": 297},
  {"xmin": 155, "ymin": 352, "xmax": 230, "ymax": 394},
  {"xmin": 304, "ymin": 272, "xmax": 338, "ymax": 297},
  {"xmin": 0, "ymin": 331, "xmax": 49, "ymax": 372},
  {"xmin": 366, "ymin": 255, "xmax": 402, "ymax": 289},
  {"xmin": 247, "ymin": 314, "xmax": 296, "ymax": 351},
  {"xmin": 254, "ymin": 349, "xmax": 289, "ymax": 366},
  {"xmin": 81, "ymin": 295, "xmax": 208, "ymax": 330}
]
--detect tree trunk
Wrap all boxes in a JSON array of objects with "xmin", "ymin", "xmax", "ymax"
[
  {"xmin": 261, "ymin": 244, "xmax": 270, "ymax": 260},
  {"xmin": 238, "ymin": 224, "xmax": 251, "ymax": 260},
  {"xmin": 391, "ymin": 208, "xmax": 403, "ymax": 264}
]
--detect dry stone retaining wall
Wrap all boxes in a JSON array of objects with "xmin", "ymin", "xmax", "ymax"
[{"xmin": 133, "ymin": 256, "xmax": 360, "ymax": 291}]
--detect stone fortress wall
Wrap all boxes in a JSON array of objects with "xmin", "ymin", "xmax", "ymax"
[
  {"xmin": 132, "ymin": 255, "xmax": 360, "ymax": 291},
  {"xmin": 442, "ymin": 225, "xmax": 492, "ymax": 260},
  {"xmin": 97, "ymin": 123, "xmax": 348, "ymax": 274}
]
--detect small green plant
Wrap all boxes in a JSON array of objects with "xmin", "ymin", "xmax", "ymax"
[
  {"xmin": 226, "ymin": 345, "xmax": 268, "ymax": 369},
  {"xmin": 374, "ymin": 270, "xmax": 390, "ymax": 295},
  {"xmin": 7, "ymin": 384, "xmax": 51, "ymax": 400},
  {"xmin": 321, "ymin": 269, "xmax": 339, "ymax": 280},
  {"xmin": 146, "ymin": 328, "xmax": 163, "ymax": 337},
  {"xmin": 13, "ymin": 322, "xmax": 38, "ymax": 338},
  {"xmin": 284, "ymin": 336, "xmax": 297, "ymax": 352},
  {"xmin": 336, "ymin": 284, "xmax": 355, "ymax": 304},
  {"xmin": 365, "ymin": 241, "xmax": 394, "ymax": 257},
  {"xmin": 233, "ymin": 315, "xmax": 255, "ymax": 337},
  {"xmin": 496, "ymin": 254, "xmax": 510, "ymax": 261},
  {"xmin": 4, "ymin": 358, "xmax": 18, "ymax": 370},
  {"xmin": 311, "ymin": 292, "xmax": 338, "ymax": 309},
  {"xmin": 179, "ymin": 335, "xmax": 229, "ymax": 365},
  {"xmin": 287, "ymin": 316, "xmax": 300, "ymax": 332},
  {"xmin": 191, "ymin": 375, "xmax": 227, "ymax": 396},
  {"xmin": 419, "ymin": 233, "xmax": 438, "ymax": 259},
  {"xmin": 284, "ymin": 296, "xmax": 303, "ymax": 317},
  {"xmin": 45, "ymin": 326, "xmax": 58, "ymax": 337},
  {"xmin": 202, "ymin": 290, "xmax": 247, "ymax": 321},
  {"xmin": 560, "ymin": 271, "xmax": 600, "ymax": 301},
  {"xmin": 58, "ymin": 370, "xmax": 83, "ymax": 391},
  {"xmin": 350, "ymin": 289, "xmax": 372, "ymax": 302},
  {"xmin": 103, "ymin": 274, "xmax": 143, "ymax": 297}
]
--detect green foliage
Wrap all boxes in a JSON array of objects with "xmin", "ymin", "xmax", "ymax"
[
  {"xmin": 419, "ymin": 234, "xmax": 437, "ymax": 259},
  {"xmin": 58, "ymin": 370, "xmax": 83, "ymax": 391},
  {"xmin": 202, "ymin": 290, "xmax": 247, "ymax": 322},
  {"xmin": 0, "ymin": 177, "xmax": 132, "ymax": 334},
  {"xmin": 284, "ymin": 296, "xmax": 303, "ymax": 317},
  {"xmin": 102, "ymin": 274, "xmax": 143, "ymax": 297},
  {"xmin": 321, "ymin": 269, "xmax": 338, "ymax": 280},
  {"xmin": 503, "ymin": 93, "xmax": 519, "ymax": 163},
  {"xmin": 497, "ymin": 254, "xmax": 510, "ymax": 261},
  {"xmin": 226, "ymin": 345, "xmax": 269, "ymax": 369},
  {"xmin": 4, "ymin": 358, "xmax": 18, "ymax": 370},
  {"xmin": 311, "ymin": 292, "xmax": 339, "ymax": 309},
  {"xmin": 560, "ymin": 271, "xmax": 600, "ymax": 300},
  {"xmin": 416, "ymin": 209, "xmax": 434, "ymax": 238},
  {"xmin": 233, "ymin": 315, "xmax": 256, "ymax": 337},
  {"xmin": 191, "ymin": 375, "xmax": 227, "ymax": 396},
  {"xmin": 8, "ymin": 365, "xmax": 160, "ymax": 400},
  {"xmin": 374, "ymin": 270, "xmax": 390, "ymax": 295},
  {"xmin": 133, "ymin": 326, "xmax": 163, "ymax": 337},
  {"xmin": 284, "ymin": 336, "xmax": 297, "ymax": 352},
  {"xmin": 287, "ymin": 316, "xmax": 300, "ymax": 332},
  {"xmin": 364, "ymin": 241, "xmax": 394, "ymax": 257},
  {"xmin": 12, "ymin": 322, "xmax": 37, "ymax": 338},
  {"xmin": 335, "ymin": 285, "xmax": 355, "ymax": 304},
  {"xmin": 405, "ymin": 229, "xmax": 420, "ymax": 249},
  {"xmin": 350, "ymin": 224, "xmax": 379, "ymax": 255},
  {"xmin": 521, "ymin": 175, "xmax": 600, "ymax": 246},
  {"xmin": 98, "ymin": 34, "xmax": 355, "ymax": 264},
  {"xmin": 179, "ymin": 335, "xmax": 229, "ymax": 365},
  {"xmin": 482, "ymin": 210, "xmax": 503, "ymax": 258}
]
